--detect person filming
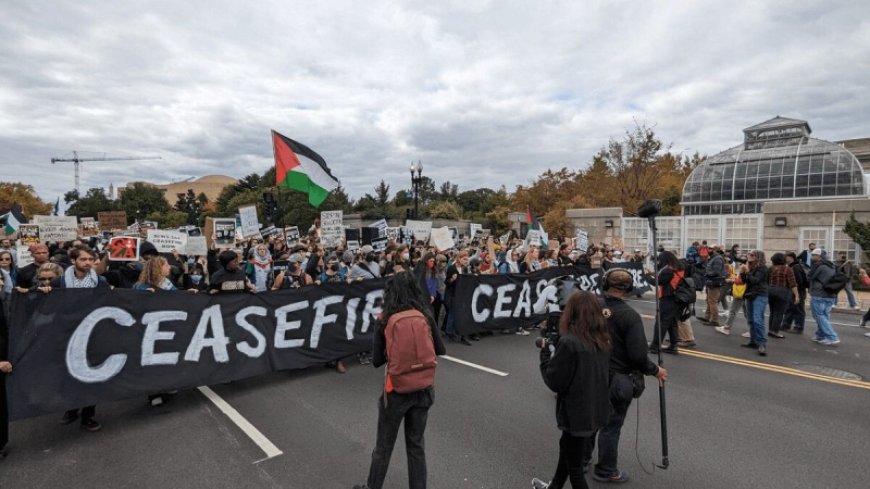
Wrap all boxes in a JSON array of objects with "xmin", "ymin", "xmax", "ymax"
[{"xmin": 532, "ymin": 291, "xmax": 612, "ymax": 489}]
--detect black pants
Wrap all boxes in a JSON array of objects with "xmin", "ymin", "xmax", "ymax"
[
  {"xmin": 366, "ymin": 389, "xmax": 434, "ymax": 489},
  {"xmin": 783, "ymin": 290, "xmax": 806, "ymax": 331},
  {"xmin": 431, "ymin": 295, "xmax": 443, "ymax": 330},
  {"xmin": 64, "ymin": 405, "xmax": 96, "ymax": 421},
  {"xmin": 549, "ymin": 431, "xmax": 593, "ymax": 488},
  {"xmin": 593, "ymin": 373, "xmax": 634, "ymax": 479},
  {"xmin": 768, "ymin": 286, "xmax": 790, "ymax": 333},
  {"xmin": 863, "ymin": 307, "xmax": 870, "ymax": 323},
  {"xmin": 651, "ymin": 297, "xmax": 679, "ymax": 348}
]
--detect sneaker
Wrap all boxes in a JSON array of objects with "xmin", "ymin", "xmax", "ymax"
[
  {"xmin": 853, "ymin": 306, "xmax": 861, "ymax": 310},
  {"xmin": 532, "ymin": 477, "xmax": 550, "ymax": 489},
  {"xmin": 150, "ymin": 396, "xmax": 164, "ymax": 407},
  {"xmin": 718, "ymin": 311, "xmax": 729, "ymax": 317},
  {"xmin": 811, "ymin": 337, "xmax": 823, "ymax": 343},
  {"xmin": 592, "ymin": 470, "xmax": 630, "ymax": 483},
  {"xmin": 676, "ymin": 340, "xmax": 696, "ymax": 348},
  {"xmin": 460, "ymin": 337, "xmax": 473, "ymax": 346},
  {"xmin": 758, "ymin": 345, "xmax": 767, "ymax": 356},
  {"xmin": 819, "ymin": 339, "xmax": 841, "ymax": 346},
  {"xmin": 741, "ymin": 331, "xmax": 751, "ymax": 338},
  {"xmin": 60, "ymin": 410, "xmax": 79, "ymax": 425},
  {"xmin": 516, "ymin": 328, "xmax": 530, "ymax": 336},
  {"xmin": 81, "ymin": 418, "xmax": 102, "ymax": 432},
  {"xmin": 864, "ymin": 332, "xmax": 870, "ymax": 337},
  {"xmin": 715, "ymin": 326, "xmax": 730, "ymax": 335}
]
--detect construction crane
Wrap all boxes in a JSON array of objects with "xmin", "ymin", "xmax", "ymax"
[{"xmin": 51, "ymin": 151, "xmax": 162, "ymax": 193}]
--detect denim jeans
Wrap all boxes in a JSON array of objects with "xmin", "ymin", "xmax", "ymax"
[
  {"xmin": 366, "ymin": 389, "xmax": 434, "ymax": 489},
  {"xmin": 810, "ymin": 296, "xmax": 839, "ymax": 342},
  {"xmin": 783, "ymin": 290, "xmax": 806, "ymax": 331},
  {"xmin": 725, "ymin": 297, "xmax": 745, "ymax": 329},
  {"xmin": 746, "ymin": 295, "xmax": 768, "ymax": 346},
  {"xmin": 842, "ymin": 282, "xmax": 857, "ymax": 308}
]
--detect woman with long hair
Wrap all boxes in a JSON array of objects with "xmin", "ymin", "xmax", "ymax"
[
  {"xmin": 0, "ymin": 251, "xmax": 15, "ymax": 297},
  {"xmin": 520, "ymin": 247, "xmax": 541, "ymax": 274},
  {"xmin": 134, "ymin": 256, "xmax": 177, "ymax": 292},
  {"xmin": 533, "ymin": 291, "xmax": 612, "ymax": 489},
  {"xmin": 740, "ymin": 250, "xmax": 769, "ymax": 356},
  {"xmin": 354, "ymin": 272, "xmax": 446, "ymax": 489},
  {"xmin": 767, "ymin": 252, "xmax": 798, "ymax": 339},
  {"xmin": 246, "ymin": 244, "xmax": 273, "ymax": 292}
]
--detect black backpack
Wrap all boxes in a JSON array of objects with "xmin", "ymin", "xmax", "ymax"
[
  {"xmin": 674, "ymin": 276, "xmax": 697, "ymax": 305},
  {"xmin": 823, "ymin": 271, "xmax": 850, "ymax": 294}
]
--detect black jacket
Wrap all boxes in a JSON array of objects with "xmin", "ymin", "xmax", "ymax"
[
  {"xmin": 602, "ymin": 296, "xmax": 658, "ymax": 376},
  {"xmin": 540, "ymin": 334, "xmax": 611, "ymax": 434},
  {"xmin": 741, "ymin": 265, "xmax": 768, "ymax": 299}
]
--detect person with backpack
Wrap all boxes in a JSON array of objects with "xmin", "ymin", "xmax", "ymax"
[
  {"xmin": 531, "ymin": 291, "xmax": 612, "ymax": 489},
  {"xmin": 354, "ymin": 272, "xmax": 446, "ymax": 489},
  {"xmin": 808, "ymin": 248, "xmax": 840, "ymax": 346},
  {"xmin": 650, "ymin": 251, "xmax": 689, "ymax": 354},
  {"xmin": 739, "ymin": 250, "xmax": 769, "ymax": 356},
  {"xmin": 700, "ymin": 245, "xmax": 727, "ymax": 327}
]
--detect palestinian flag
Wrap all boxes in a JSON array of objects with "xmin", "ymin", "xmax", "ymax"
[
  {"xmin": 1, "ymin": 203, "xmax": 26, "ymax": 235},
  {"xmin": 272, "ymin": 130, "xmax": 340, "ymax": 208}
]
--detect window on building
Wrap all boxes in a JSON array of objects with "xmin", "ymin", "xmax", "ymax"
[{"xmin": 724, "ymin": 216, "xmax": 760, "ymax": 251}]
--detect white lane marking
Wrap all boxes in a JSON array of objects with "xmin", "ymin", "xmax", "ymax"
[
  {"xmin": 441, "ymin": 355, "xmax": 509, "ymax": 377},
  {"xmin": 198, "ymin": 386, "xmax": 283, "ymax": 463}
]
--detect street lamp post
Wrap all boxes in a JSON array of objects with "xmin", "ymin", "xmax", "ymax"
[{"xmin": 410, "ymin": 160, "xmax": 423, "ymax": 219}]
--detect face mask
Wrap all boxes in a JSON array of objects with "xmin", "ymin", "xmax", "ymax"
[
  {"xmin": 191, "ymin": 274, "xmax": 202, "ymax": 284},
  {"xmin": 402, "ymin": 253, "xmax": 410, "ymax": 261}
]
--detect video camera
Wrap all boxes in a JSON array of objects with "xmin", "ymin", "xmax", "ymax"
[{"xmin": 534, "ymin": 276, "xmax": 581, "ymax": 352}]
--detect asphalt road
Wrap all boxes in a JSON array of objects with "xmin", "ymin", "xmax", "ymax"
[{"xmin": 2, "ymin": 297, "xmax": 869, "ymax": 489}]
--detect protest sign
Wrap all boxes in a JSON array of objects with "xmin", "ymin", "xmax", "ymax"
[
  {"xmin": 525, "ymin": 229, "xmax": 542, "ymax": 248},
  {"xmin": 405, "ymin": 219, "xmax": 432, "ymax": 242},
  {"xmin": 98, "ymin": 211, "xmax": 127, "ymax": 230},
  {"xmin": 346, "ymin": 240, "xmax": 360, "ymax": 251},
  {"xmin": 206, "ymin": 218, "xmax": 236, "ymax": 247},
  {"xmin": 141, "ymin": 220, "xmax": 159, "ymax": 230},
  {"xmin": 429, "ymin": 226, "xmax": 455, "ymax": 251},
  {"xmin": 400, "ymin": 227, "xmax": 414, "ymax": 245},
  {"xmin": 369, "ymin": 219, "xmax": 388, "ymax": 238},
  {"xmin": 499, "ymin": 232, "xmax": 511, "ymax": 246},
  {"xmin": 345, "ymin": 227, "xmax": 360, "ymax": 243},
  {"xmin": 18, "ymin": 224, "xmax": 40, "ymax": 246},
  {"xmin": 575, "ymin": 229, "xmax": 589, "ymax": 251},
  {"xmin": 371, "ymin": 236, "xmax": 388, "ymax": 251},
  {"xmin": 79, "ymin": 217, "xmax": 100, "ymax": 237},
  {"xmin": 449, "ymin": 227, "xmax": 458, "ymax": 241},
  {"xmin": 106, "ymin": 236, "xmax": 140, "ymax": 261},
  {"xmin": 185, "ymin": 236, "xmax": 208, "ymax": 256},
  {"xmin": 320, "ymin": 210, "xmax": 343, "ymax": 247},
  {"xmin": 284, "ymin": 226, "xmax": 300, "ymax": 244},
  {"xmin": 385, "ymin": 227, "xmax": 400, "ymax": 241},
  {"xmin": 147, "ymin": 229, "xmax": 188, "ymax": 253},
  {"xmin": 33, "ymin": 215, "xmax": 78, "ymax": 242},
  {"xmin": 260, "ymin": 225, "xmax": 279, "ymax": 238},
  {"xmin": 469, "ymin": 223, "xmax": 482, "ymax": 239},
  {"xmin": 238, "ymin": 205, "xmax": 260, "ymax": 238},
  {"xmin": 15, "ymin": 245, "xmax": 33, "ymax": 268}
]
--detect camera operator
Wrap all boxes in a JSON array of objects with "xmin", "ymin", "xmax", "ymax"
[
  {"xmin": 533, "ymin": 291, "xmax": 612, "ymax": 489},
  {"xmin": 591, "ymin": 268, "xmax": 667, "ymax": 484}
]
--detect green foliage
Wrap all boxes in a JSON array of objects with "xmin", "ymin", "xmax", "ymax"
[
  {"xmin": 174, "ymin": 188, "xmax": 207, "ymax": 226},
  {"xmin": 0, "ymin": 181, "xmax": 54, "ymax": 217},
  {"xmin": 844, "ymin": 213, "xmax": 870, "ymax": 266},
  {"xmin": 117, "ymin": 182, "xmax": 171, "ymax": 223},
  {"xmin": 146, "ymin": 210, "xmax": 188, "ymax": 229},
  {"xmin": 428, "ymin": 201, "xmax": 462, "ymax": 220},
  {"xmin": 64, "ymin": 187, "xmax": 116, "ymax": 219}
]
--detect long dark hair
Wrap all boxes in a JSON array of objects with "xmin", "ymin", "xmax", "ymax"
[
  {"xmin": 558, "ymin": 290, "xmax": 611, "ymax": 352},
  {"xmin": 379, "ymin": 271, "xmax": 436, "ymax": 331},
  {"xmin": 657, "ymin": 250, "xmax": 683, "ymax": 270}
]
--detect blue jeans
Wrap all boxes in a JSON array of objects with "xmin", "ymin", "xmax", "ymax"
[
  {"xmin": 842, "ymin": 282, "xmax": 857, "ymax": 308},
  {"xmin": 746, "ymin": 295, "xmax": 768, "ymax": 346},
  {"xmin": 810, "ymin": 297, "xmax": 839, "ymax": 341}
]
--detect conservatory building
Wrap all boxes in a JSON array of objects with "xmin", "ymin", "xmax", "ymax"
[{"xmin": 567, "ymin": 116, "xmax": 870, "ymax": 260}]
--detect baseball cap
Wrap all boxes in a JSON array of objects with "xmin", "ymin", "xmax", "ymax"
[{"xmin": 811, "ymin": 248, "xmax": 823, "ymax": 256}]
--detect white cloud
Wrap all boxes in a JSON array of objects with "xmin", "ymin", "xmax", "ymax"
[{"xmin": 1, "ymin": 0, "xmax": 868, "ymax": 206}]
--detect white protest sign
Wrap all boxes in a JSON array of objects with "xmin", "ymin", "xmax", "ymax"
[
  {"xmin": 526, "ymin": 229, "xmax": 542, "ymax": 248},
  {"xmin": 575, "ymin": 229, "xmax": 589, "ymax": 252},
  {"xmin": 369, "ymin": 218, "xmax": 388, "ymax": 238},
  {"xmin": 385, "ymin": 227, "xmax": 400, "ymax": 241},
  {"xmin": 15, "ymin": 245, "xmax": 34, "ymax": 268},
  {"xmin": 346, "ymin": 240, "xmax": 360, "ymax": 251},
  {"xmin": 371, "ymin": 236, "xmax": 388, "ymax": 251},
  {"xmin": 405, "ymin": 219, "xmax": 432, "ymax": 242},
  {"xmin": 147, "ymin": 229, "xmax": 188, "ymax": 253},
  {"xmin": 33, "ymin": 215, "xmax": 78, "ymax": 242},
  {"xmin": 320, "ymin": 210, "xmax": 343, "ymax": 248},
  {"xmin": 430, "ymin": 226, "xmax": 455, "ymax": 251},
  {"xmin": 284, "ymin": 226, "xmax": 300, "ymax": 244},
  {"xmin": 469, "ymin": 223, "xmax": 482, "ymax": 239},
  {"xmin": 185, "ymin": 236, "xmax": 208, "ymax": 256},
  {"xmin": 499, "ymin": 232, "xmax": 511, "ymax": 246},
  {"xmin": 238, "ymin": 205, "xmax": 260, "ymax": 238}
]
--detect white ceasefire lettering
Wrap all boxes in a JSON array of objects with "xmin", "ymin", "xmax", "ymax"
[
  {"xmin": 310, "ymin": 295, "xmax": 343, "ymax": 349},
  {"xmin": 493, "ymin": 284, "xmax": 516, "ymax": 318},
  {"xmin": 235, "ymin": 306, "xmax": 267, "ymax": 358},
  {"xmin": 471, "ymin": 284, "xmax": 494, "ymax": 322},
  {"xmin": 345, "ymin": 298, "xmax": 360, "ymax": 340},
  {"xmin": 274, "ymin": 300, "xmax": 308, "ymax": 348},
  {"xmin": 141, "ymin": 311, "xmax": 186, "ymax": 366},
  {"xmin": 184, "ymin": 305, "xmax": 230, "ymax": 363},
  {"xmin": 66, "ymin": 307, "xmax": 135, "ymax": 383},
  {"xmin": 360, "ymin": 290, "xmax": 383, "ymax": 334},
  {"xmin": 513, "ymin": 280, "xmax": 532, "ymax": 318}
]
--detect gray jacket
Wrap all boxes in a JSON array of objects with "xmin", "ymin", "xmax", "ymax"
[
  {"xmin": 705, "ymin": 253, "xmax": 726, "ymax": 286},
  {"xmin": 808, "ymin": 259, "xmax": 836, "ymax": 298}
]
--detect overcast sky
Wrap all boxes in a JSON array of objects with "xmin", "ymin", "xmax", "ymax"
[{"xmin": 2, "ymin": 0, "xmax": 869, "ymax": 207}]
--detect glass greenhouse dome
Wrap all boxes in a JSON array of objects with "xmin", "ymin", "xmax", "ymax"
[{"xmin": 681, "ymin": 116, "xmax": 867, "ymax": 215}]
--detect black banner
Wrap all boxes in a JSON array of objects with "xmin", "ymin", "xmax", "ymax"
[
  {"xmin": 7, "ymin": 281, "xmax": 385, "ymax": 420},
  {"xmin": 452, "ymin": 263, "xmax": 652, "ymax": 335}
]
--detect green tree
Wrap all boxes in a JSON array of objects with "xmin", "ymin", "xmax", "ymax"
[
  {"xmin": 174, "ymin": 188, "xmax": 207, "ymax": 226},
  {"xmin": 439, "ymin": 181, "xmax": 458, "ymax": 202},
  {"xmin": 64, "ymin": 187, "xmax": 116, "ymax": 219},
  {"xmin": 117, "ymin": 182, "xmax": 171, "ymax": 223},
  {"xmin": 0, "ymin": 182, "xmax": 54, "ymax": 217},
  {"xmin": 355, "ymin": 180, "xmax": 397, "ymax": 219},
  {"xmin": 146, "ymin": 210, "xmax": 188, "ymax": 229},
  {"xmin": 844, "ymin": 213, "xmax": 870, "ymax": 267},
  {"xmin": 428, "ymin": 200, "xmax": 462, "ymax": 220}
]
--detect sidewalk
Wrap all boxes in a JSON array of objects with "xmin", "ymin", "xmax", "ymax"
[{"xmin": 696, "ymin": 289, "xmax": 869, "ymax": 315}]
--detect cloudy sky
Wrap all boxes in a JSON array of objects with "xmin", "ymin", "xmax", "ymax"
[{"xmin": 2, "ymin": 0, "xmax": 869, "ymax": 207}]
